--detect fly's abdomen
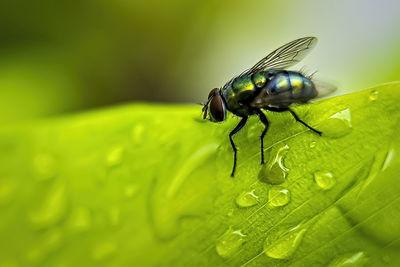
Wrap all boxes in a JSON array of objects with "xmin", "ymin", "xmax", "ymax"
[{"xmin": 267, "ymin": 71, "xmax": 317, "ymax": 105}]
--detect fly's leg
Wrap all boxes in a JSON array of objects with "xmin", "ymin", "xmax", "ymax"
[
  {"xmin": 266, "ymin": 107, "xmax": 322, "ymax": 135},
  {"xmin": 256, "ymin": 109, "xmax": 269, "ymax": 164},
  {"xmin": 229, "ymin": 116, "xmax": 248, "ymax": 177}
]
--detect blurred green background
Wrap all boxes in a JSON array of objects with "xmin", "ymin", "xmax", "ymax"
[{"xmin": 1, "ymin": 0, "xmax": 399, "ymax": 124}]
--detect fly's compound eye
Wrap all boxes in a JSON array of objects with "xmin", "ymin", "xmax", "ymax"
[
  {"xmin": 209, "ymin": 95, "xmax": 227, "ymax": 122},
  {"xmin": 208, "ymin": 88, "xmax": 220, "ymax": 99}
]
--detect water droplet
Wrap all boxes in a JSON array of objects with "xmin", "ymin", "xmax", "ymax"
[
  {"xmin": 227, "ymin": 208, "xmax": 234, "ymax": 217},
  {"xmin": 0, "ymin": 179, "xmax": 16, "ymax": 206},
  {"xmin": 328, "ymin": 251, "xmax": 368, "ymax": 267},
  {"xmin": 105, "ymin": 146, "xmax": 124, "ymax": 167},
  {"xmin": 264, "ymin": 224, "xmax": 307, "ymax": 259},
  {"xmin": 91, "ymin": 242, "xmax": 117, "ymax": 261},
  {"xmin": 28, "ymin": 183, "xmax": 67, "ymax": 229},
  {"xmin": 68, "ymin": 206, "xmax": 91, "ymax": 232},
  {"xmin": 268, "ymin": 186, "xmax": 290, "ymax": 207},
  {"xmin": 382, "ymin": 148, "xmax": 395, "ymax": 171},
  {"xmin": 216, "ymin": 228, "xmax": 246, "ymax": 259},
  {"xmin": 314, "ymin": 171, "xmax": 336, "ymax": 190},
  {"xmin": 109, "ymin": 207, "xmax": 120, "ymax": 226},
  {"xmin": 33, "ymin": 153, "xmax": 56, "ymax": 181},
  {"xmin": 124, "ymin": 184, "xmax": 138, "ymax": 198},
  {"xmin": 131, "ymin": 123, "xmax": 145, "ymax": 142},
  {"xmin": 318, "ymin": 109, "xmax": 352, "ymax": 138},
  {"xmin": 259, "ymin": 145, "xmax": 289, "ymax": 185},
  {"xmin": 369, "ymin": 90, "xmax": 378, "ymax": 102},
  {"xmin": 236, "ymin": 190, "xmax": 259, "ymax": 208},
  {"xmin": 25, "ymin": 228, "xmax": 63, "ymax": 263},
  {"xmin": 309, "ymin": 141, "xmax": 316, "ymax": 149}
]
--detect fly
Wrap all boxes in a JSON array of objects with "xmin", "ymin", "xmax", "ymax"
[{"xmin": 202, "ymin": 37, "xmax": 336, "ymax": 177}]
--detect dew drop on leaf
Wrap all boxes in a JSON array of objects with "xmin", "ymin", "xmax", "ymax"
[
  {"xmin": 33, "ymin": 153, "xmax": 56, "ymax": 181},
  {"xmin": 105, "ymin": 146, "xmax": 124, "ymax": 167},
  {"xmin": 28, "ymin": 182, "xmax": 68, "ymax": 229},
  {"xmin": 318, "ymin": 108, "xmax": 352, "ymax": 138},
  {"xmin": 369, "ymin": 90, "xmax": 378, "ymax": 102},
  {"xmin": 264, "ymin": 224, "xmax": 307, "ymax": 259},
  {"xmin": 309, "ymin": 141, "xmax": 316, "ymax": 149},
  {"xmin": 258, "ymin": 145, "xmax": 289, "ymax": 185},
  {"xmin": 235, "ymin": 190, "xmax": 259, "ymax": 208},
  {"xmin": 131, "ymin": 123, "xmax": 145, "ymax": 142},
  {"xmin": 328, "ymin": 251, "xmax": 368, "ymax": 267},
  {"xmin": 314, "ymin": 171, "xmax": 336, "ymax": 190},
  {"xmin": 124, "ymin": 184, "xmax": 138, "ymax": 198},
  {"xmin": 216, "ymin": 228, "xmax": 246, "ymax": 259},
  {"xmin": 91, "ymin": 242, "xmax": 117, "ymax": 262},
  {"xmin": 268, "ymin": 186, "xmax": 290, "ymax": 207}
]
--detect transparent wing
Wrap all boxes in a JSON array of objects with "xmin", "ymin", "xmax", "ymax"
[
  {"xmin": 312, "ymin": 79, "xmax": 337, "ymax": 99},
  {"xmin": 241, "ymin": 37, "xmax": 317, "ymax": 76}
]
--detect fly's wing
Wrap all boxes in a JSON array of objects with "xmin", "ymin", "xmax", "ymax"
[
  {"xmin": 240, "ymin": 37, "xmax": 317, "ymax": 76},
  {"xmin": 250, "ymin": 78, "xmax": 337, "ymax": 108}
]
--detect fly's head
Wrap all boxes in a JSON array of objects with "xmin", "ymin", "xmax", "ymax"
[{"xmin": 202, "ymin": 88, "xmax": 227, "ymax": 122}]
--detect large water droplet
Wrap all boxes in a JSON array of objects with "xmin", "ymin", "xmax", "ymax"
[
  {"xmin": 259, "ymin": 145, "xmax": 289, "ymax": 185},
  {"xmin": 264, "ymin": 224, "xmax": 307, "ymax": 259},
  {"xmin": 236, "ymin": 190, "xmax": 259, "ymax": 208},
  {"xmin": 33, "ymin": 153, "xmax": 56, "ymax": 181},
  {"xmin": 0, "ymin": 179, "xmax": 16, "ymax": 206},
  {"xmin": 91, "ymin": 242, "xmax": 117, "ymax": 262},
  {"xmin": 68, "ymin": 206, "xmax": 91, "ymax": 232},
  {"xmin": 328, "ymin": 251, "xmax": 368, "ymax": 266},
  {"xmin": 105, "ymin": 146, "xmax": 124, "ymax": 167},
  {"xmin": 318, "ymin": 109, "xmax": 352, "ymax": 138},
  {"xmin": 268, "ymin": 186, "xmax": 290, "ymax": 207},
  {"xmin": 314, "ymin": 171, "xmax": 336, "ymax": 190},
  {"xmin": 216, "ymin": 228, "xmax": 246, "ymax": 259},
  {"xmin": 28, "ymin": 183, "xmax": 68, "ymax": 229},
  {"xmin": 368, "ymin": 90, "xmax": 378, "ymax": 102}
]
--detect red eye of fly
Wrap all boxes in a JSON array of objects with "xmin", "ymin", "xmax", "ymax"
[
  {"xmin": 209, "ymin": 94, "xmax": 226, "ymax": 122},
  {"xmin": 208, "ymin": 88, "xmax": 220, "ymax": 99}
]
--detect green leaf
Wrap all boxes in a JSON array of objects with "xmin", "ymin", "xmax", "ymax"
[{"xmin": 0, "ymin": 82, "xmax": 399, "ymax": 266}]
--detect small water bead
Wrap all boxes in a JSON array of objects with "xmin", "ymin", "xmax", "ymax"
[
  {"xmin": 105, "ymin": 146, "xmax": 124, "ymax": 167},
  {"xmin": 68, "ymin": 207, "xmax": 91, "ymax": 232},
  {"xmin": 131, "ymin": 123, "xmax": 145, "ymax": 142},
  {"xmin": 91, "ymin": 242, "xmax": 117, "ymax": 262},
  {"xmin": 216, "ymin": 228, "xmax": 246, "ymax": 259},
  {"xmin": 259, "ymin": 145, "xmax": 290, "ymax": 185},
  {"xmin": 314, "ymin": 171, "xmax": 336, "ymax": 190},
  {"xmin": 268, "ymin": 187, "xmax": 290, "ymax": 207},
  {"xmin": 124, "ymin": 184, "xmax": 138, "ymax": 198},
  {"xmin": 28, "ymin": 182, "xmax": 68, "ymax": 229},
  {"xmin": 236, "ymin": 190, "xmax": 259, "ymax": 208},
  {"xmin": 309, "ymin": 141, "xmax": 316, "ymax": 149},
  {"xmin": 318, "ymin": 109, "xmax": 352, "ymax": 138},
  {"xmin": 328, "ymin": 251, "xmax": 368, "ymax": 267},
  {"xmin": 368, "ymin": 90, "xmax": 378, "ymax": 102},
  {"xmin": 264, "ymin": 224, "xmax": 307, "ymax": 259},
  {"xmin": 33, "ymin": 153, "xmax": 56, "ymax": 181}
]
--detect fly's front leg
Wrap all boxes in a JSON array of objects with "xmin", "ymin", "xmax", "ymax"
[
  {"xmin": 256, "ymin": 109, "xmax": 269, "ymax": 164},
  {"xmin": 266, "ymin": 107, "xmax": 322, "ymax": 135},
  {"xmin": 229, "ymin": 116, "xmax": 248, "ymax": 177}
]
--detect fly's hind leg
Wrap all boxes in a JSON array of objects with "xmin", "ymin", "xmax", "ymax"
[
  {"xmin": 266, "ymin": 107, "xmax": 322, "ymax": 135},
  {"xmin": 229, "ymin": 116, "xmax": 248, "ymax": 177},
  {"xmin": 256, "ymin": 109, "xmax": 269, "ymax": 164}
]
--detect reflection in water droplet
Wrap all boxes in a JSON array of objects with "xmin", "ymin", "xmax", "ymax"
[
  {"xmin": 369, "ymin": 90, "xmax": 378, "ymax": 102},
  {"xmin": 328, "ymin": 251, "xmax": 368, "ymax": 267},
  {"xmin": 259, "ymin": 145, "xmax": 289, "ymax": 185},
  {"xmin": 28, "ymin": 183, "xmax": 68, "ymax": 229},
  {"xmin": 0, "ymin": 179, "xmax": 16, "ymax": 206},
  {"xmin": 109, "ymin": 207, "xmax": 120, "ymax": 226},
  {"xmin": 124, "ymin": 184, "xmax": 138, "ymax": 198},
  {"xmin": 33, "ymin": 153, "xmax": 56, "ymax": 181},
  {"xmin": 319, "ymin": 109, "xmax": 352, "ymax": 138},
  {"xmin": 264, "ymin": 224, "xmax": 307, "ymax": 259},
  {"xmin": 309, "ymin": 141, "xmax": 316, "ymax": 149},
  {"xmin": 314, "ymin": 171, "xmax": 336, "ymax": 190},
  {"xmin": 25, "ymin": 228, "xmax": 63, "ymax": 264},
  {"xmin": 68, "ymin": 207, "xmax": 91, "ymax": 232},
  {"xmin": 91, "ymin": 242, "xmax": 117, "ymax": 262},
  {"xmin": 269, "ymin": 187, "xmax": 290, "ymax": 207},
  {"xmin": 131, "ymin": 123, "xmax": 145, "ymax": 142},
  {"xmin": 105, "ymin": 146, "xmax": 124, "ymax": 167},
  {"xmin": 236, "ymin": 190, "xmax": 259, "ymax": 208},
  {"xmin": 216, "ymin": 228, "xmax": 246, "ymax": 259}
]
